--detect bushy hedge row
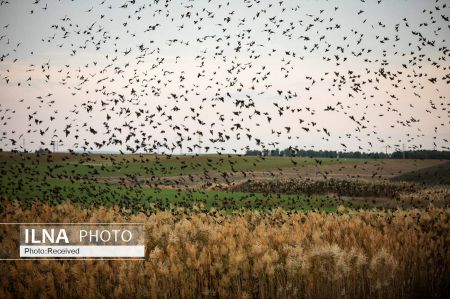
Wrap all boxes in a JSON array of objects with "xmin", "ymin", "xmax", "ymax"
[{"xmin": 233, "ymin": 178, "xmax": 419, "ymax": 198}]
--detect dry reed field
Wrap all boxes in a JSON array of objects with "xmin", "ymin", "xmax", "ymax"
[{"xmin": 0, "ymin": 201, "xmax": 449, "ymax": 299}]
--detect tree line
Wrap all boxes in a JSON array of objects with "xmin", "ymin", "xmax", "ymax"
[{"xmin": 245, "ymin": 148, "xmax": 450, "ymax": 160}]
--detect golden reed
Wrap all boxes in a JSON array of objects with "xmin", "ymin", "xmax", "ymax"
[{"xmin": 0, "ymin": 201, "xmax": 448, "ymax": 299}]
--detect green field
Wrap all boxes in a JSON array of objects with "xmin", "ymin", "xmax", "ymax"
[
  {"xmin": 1, "ymin": 151, "xmax": 448, "ymax": 213},
  {"xmin": 391, "ymin": 161, "xmax": 450, "ymax": 185},
  {"xmin": 2, "ymin": 178, "xmax": 344, "ymax": 212},
  {"xmin": 0, "ymin": 151, "xmax": 363, "ymax": 178}
]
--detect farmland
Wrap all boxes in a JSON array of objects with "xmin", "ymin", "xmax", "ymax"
[{"xmin": 1, "ymin": 151, "xmax": 449, "ymax": 212}]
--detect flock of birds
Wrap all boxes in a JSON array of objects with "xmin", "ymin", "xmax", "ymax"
[
  {"xmin": 0, "ymin": 0, "xmax": 449, "ymax": 201},
  {"xmin": 0, "ymin": 0, "xmax": 449, "ymax": 154}
]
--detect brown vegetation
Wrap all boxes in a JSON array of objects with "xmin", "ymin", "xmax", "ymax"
[
  {"xmin": 232, "ymin": 178, "xmax": 419, "ymax": 198},
  {"xmin": 0, "ymin": 201, "xmax": 449, "ymax": 299}
]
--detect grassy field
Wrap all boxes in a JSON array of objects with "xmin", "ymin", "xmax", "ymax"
[
  {"xmin": 1, "ymin": 151, "xmax": 448, "ymax": 212},
  {"xmin": 2, "ymin": 178, "xmax": 344, "ymax": 212},
  {"xmin": 0, "ymin": 151, "xmax": 365, "ymax": 178},
  {"xmin": 391, "ymin": 161, "xmax": 450, "ymax": 185},
  {"xmin": 1, "ymin": 152, "xmax": 443, "ymax": 184}
]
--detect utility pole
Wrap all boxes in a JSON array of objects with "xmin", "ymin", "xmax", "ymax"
[
  {"xmin": 402, "ymin": 144, "xmax": 405, "ymax": 159},
  {"xmin": 198, "ymin": 134, "xmax": 202, "ymax": 155},
  {"xmin": 385, "ymin": 145, "xmax": 391, "ymax": 157}
]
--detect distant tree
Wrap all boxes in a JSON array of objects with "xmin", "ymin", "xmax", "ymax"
[{"xmin": 245, "ymin": 148, "xmax": 449, "ymax": 159}]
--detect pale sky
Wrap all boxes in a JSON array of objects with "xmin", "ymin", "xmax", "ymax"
[{"xmin": 0, "ymin": 0, "xmax": 449, "ymax": 154}]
